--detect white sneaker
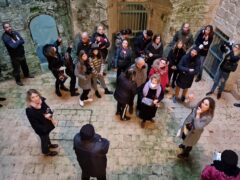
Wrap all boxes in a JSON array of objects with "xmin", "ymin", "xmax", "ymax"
[
  {"xmin": 84, "ymin": 98, "xmax": 93, "ymax": 102},
  {"xmin": 79, "ymin": 99, "xmax": 84, "ymax": 107}
]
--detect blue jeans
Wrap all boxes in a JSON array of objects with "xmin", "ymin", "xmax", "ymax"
[
  {"xmin": 211, "ymin": 68, "xmax": 230, "ymax": 93},
  {"xmin": 198, "ymin": 55, "xmax": 206, "ymax": 77}
]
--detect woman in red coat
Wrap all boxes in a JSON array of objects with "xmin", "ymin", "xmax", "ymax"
[{"xmin": 149, "ymin": 58, "xmax": 169, "ymax": 91}]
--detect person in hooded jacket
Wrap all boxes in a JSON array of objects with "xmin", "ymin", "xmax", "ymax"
[
  {"xmin": 173, "ymin": 47, "xmax": 201, "ymax": 103},
  {"xmin": 201, "ymin": 150, "xmax": 240, "ymax": 180},
  {"xmin": 73, "ymin": 124, "xmax": 110, "ymax": 180},
  {"xmin": 43, "ymin": 38, "xmax": 69, "ymax": 97},
  {"xmin": 145, "ymin": 34, "xmax": 164, "ymax": 73},
  {"xmin": 195, "ymin": 25, "xmax": 214, "ymax": 82},
  {"xmin": 167, "ymin": 40, "xmax": 186, "ymax": 88}
]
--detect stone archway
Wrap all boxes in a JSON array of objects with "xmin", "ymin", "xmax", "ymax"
[{"xmin": 29, "ymin": 14, "xmax": 59, "ymax": 70}]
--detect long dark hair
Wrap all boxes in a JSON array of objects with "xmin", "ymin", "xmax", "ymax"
[
  {"xmin": 90, "ymin": 49, "xmax": 102, "ymax": 59},
  {"xmin": 198, "ymin": 97, "xmax": 215, "ymax": 117},
  {"xmin": 204, "ymin": 25, "xmax": 214, "ymax": 38}
]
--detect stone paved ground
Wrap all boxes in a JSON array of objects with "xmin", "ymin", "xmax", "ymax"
[{"xmin": 0, "ymin": 71, "xmax": 239, "ymax": 180}]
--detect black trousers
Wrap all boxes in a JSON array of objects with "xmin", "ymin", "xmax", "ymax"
[
  {"xmin": 39, "ymin": 134, "xmax": 51, "ymax": 154},
  {"xmin": 117, "ymin": 102, "xmax": 128, "ymax": 119},
  {"xmin": 82, "ymin": 172, "xmax": 106, "ymax": 180},
  {"xmin": 52, "ymin": 72, "xmax": 66, "ymax": 93},
  {"xmin": 168, "ymin": 69, "xmax": 179, "ymax": 87},
  {"xmin": 10, "ymin": 56, "xmax": 30, "ymax": 82},
  {"xmin": 67, "ymin": 72, "xmax": 76, "ymax": 94},
  {"xmin": 80, "ymin": 89, "xmax": 90, "ymax": 101}
]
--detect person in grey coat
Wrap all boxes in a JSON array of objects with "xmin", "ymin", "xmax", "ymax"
[
  {"xmin": 75, "ymin": 50, "xmax": 93, "ymax": 107},
  {"xmin": 177, "ymin": 97, "xmax": 215, "ymax": 158},
  {"xmin": 129, "ymin": 57, "xmax": 148, "ymax": 114}
]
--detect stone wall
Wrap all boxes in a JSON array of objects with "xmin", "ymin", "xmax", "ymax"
[
  {"xmin": 213, "ymin": 0, "xmax": 240, "ymax": 98},
  {"xmin": 0, "ymin": 0, "xmax": 72, "ymax": 81}
]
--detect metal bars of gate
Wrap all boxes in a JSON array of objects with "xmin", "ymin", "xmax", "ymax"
[
  {"xmin": 118, "ymin": 2, "xmax": 148, "ymax": 37},
  {"xmin": 204, "ymin": 29, "xmax": 229, "ymax": 78}
]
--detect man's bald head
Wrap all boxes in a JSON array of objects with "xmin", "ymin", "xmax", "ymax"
[{"xmin": 81, "ymin": 32, "xmax": 89, "ymax": 43}]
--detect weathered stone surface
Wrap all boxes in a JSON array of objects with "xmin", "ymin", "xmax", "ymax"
[{"xmin": 0, "ymin": 71, "xmax": 239, "ymax": 179}]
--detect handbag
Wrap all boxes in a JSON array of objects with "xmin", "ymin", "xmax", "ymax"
[
  {"xmin": 141, "ymin": 97, "xmax": 153, "ymax": 106},
  {"xmin": 58, "ymin": 66, "xmax": 68, "ymax": 82}
]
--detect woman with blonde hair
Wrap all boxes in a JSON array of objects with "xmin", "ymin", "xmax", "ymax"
[
  {"xmin": 139, "ymin": 74, "xmax": 164, "ymax": 128},
  {"xmin": 25, "ymin": 89, "xmax": 58, "ymax": 156}
]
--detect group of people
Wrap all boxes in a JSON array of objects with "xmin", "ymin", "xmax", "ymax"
[{"xmin": 1, "ymin": 21, "xmax": 240, "ymax": 179}]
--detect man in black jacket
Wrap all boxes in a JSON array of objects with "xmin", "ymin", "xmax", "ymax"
[
  {"xmin": 76, "ymin": 32, "xmax": 92, "ymax": 56},
  {"xmin": 134, "ymin": 30, "xmax": 153, "ymax": 57},
  {"xmin": 73, "ymin": 124, "xmax": 110, "ymax": 180},
  {"xmin": 2, "ymin": 22, "xmax": 34, "ymax": 86}
]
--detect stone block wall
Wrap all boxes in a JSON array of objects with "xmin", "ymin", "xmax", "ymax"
[
  {"xmin": 0, "ymin": 0, "xmax": 72, "ymax": 81},
  {"xmin": 213, "ymin": 0, "xmax": 240, "ymax": 98}
]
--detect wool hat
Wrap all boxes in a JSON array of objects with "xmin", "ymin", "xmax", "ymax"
[
  {"xmin": 80, "ymin": 124, "xmax": 95, "ymax": 140},
  {"xmin": 221, "ymin": 150, "xmax": 238, "ymax": 167}
]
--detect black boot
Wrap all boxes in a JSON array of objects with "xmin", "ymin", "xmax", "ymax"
[
  {"xmin": 95, "ymin": 90, "xmax": 102, "ymax": 98},
  {"xmin": 60, "ymin": 85, "xmax": 69, "ymax": 91},
  {"xmin": 195, "ymin": 75, "xmax": 201, "ymax": 82},
  {"xmin": 206, "ymin": 91, "xmax": 213, "ymax": 96},
  {"xmin": 217, "ymin": 91, "xmax": 222, "ymax": 99},
  {"xmin": 180, "ymin": 96, "xmax": 186, "ymax": 102},
  {"xmin": 71, "ymin": 92, "xmax": 80, "ymax": 96},
  {"xmin": 55, "ymin": 90, "xmax": 62, "ymax": 97},
  {"xmin": 104, "ymin": 88, "xmax": 113, "ymax": 94}
]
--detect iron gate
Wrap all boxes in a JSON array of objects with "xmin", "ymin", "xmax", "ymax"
[
  {"xmin": 204, "ymin": 29, "xmax": 229, "ymax": 78},
  {"xmin": 118, "ymin": 2, "xmax": 149, "ymax": 36}
]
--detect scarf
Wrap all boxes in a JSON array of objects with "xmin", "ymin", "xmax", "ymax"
[
  {"xmin": 143, "ymin": 80, "xmax": 161, "ymax": 98},
  {"xmin": 212, "ymin": 160, "xmax": 240, "ymax": 177},
  {"xmin": 152, "ymin": 42, "xmax": 161, "ymax": 50}
]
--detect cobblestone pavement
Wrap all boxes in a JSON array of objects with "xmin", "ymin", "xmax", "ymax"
[{"xmin": 0, "ymin": 71, "xmax": 239, "ymax": 180}]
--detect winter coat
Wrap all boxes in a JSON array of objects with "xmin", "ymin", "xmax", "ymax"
[
  {"xmin": 176, "ymin": 53, "xmax": 201, "ymax": 89},
  {"xmin": 167, "ymin": 48, "xmax": 186, "ymax": 67},
  {"xmin": 134, "ymin": 33, "xmax": 152, "ymax": 57},
  {"xmin": 149, "ymin": 66, "xmax": 169, "ymax": 91},
  {"xmin": 75, "ymin": 59, "xmax": 92, "ymax": 90},
  {"xmin": 195, "ymin": 30, "xmax": 213, "ymax": 56},
  {"xmin": 130, "ymin": 64, "xmax": 148, "ymax": 88},
  {"xmin": 115, "ymin": 33, "xmax": 125, "ymax": 49},
  {"xmin": 26, "ymin": 97, "xmax": 55, "ymax": 136},
  {"xmin": 170, "ymin": 30, "xmax": 194, "ymax": 50},
  {"xmin": 219, "ymin": 42, "xmax": 240, "ymax": 73},
  {"xmin": 115, "ymin": 47, "xmax": 132, "ymax": 69},
  {"xmin": 179, "ymin": 105, "xmax": 213, "ymax": 147},
  {"xmin": 73, "ymin": 133, "xmax": 109, "ymax": 177},
  {"xmin": 64, "ymin": 47, "xmax": 75, "ymax": 76},
  {"xmin": 114, "ymin": 73, "xmax": 137, "ymax": 105},
  {"xmin": 2, "ymin": 31, "xmax": 25, "ymax": 58},
  {"xmin": 91, "ymin": 32, "xmax": 110, "ymax": 59},
  {"xmin": 76, "ymin": 40, "xmax": 92, "ymax": 56},
  {"xmin": 201, "ymin": 164, "xmax": 240, "ymax": 180},
  {"xmin": 145, "ymin": 42, "xmax": 164, "ymax": 68}
]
